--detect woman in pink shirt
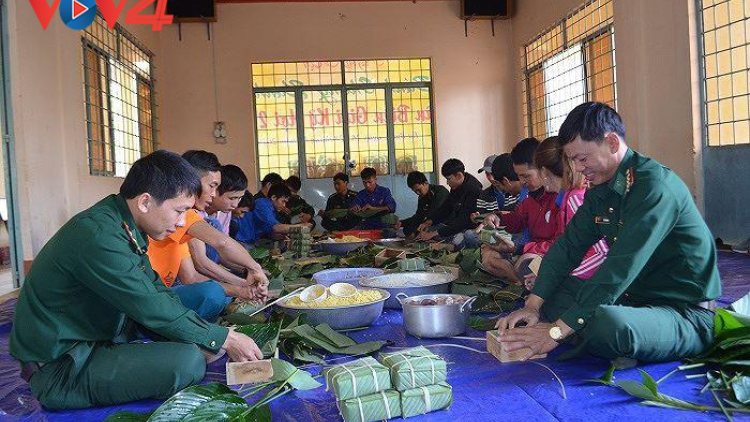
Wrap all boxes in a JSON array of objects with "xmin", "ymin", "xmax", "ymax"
[{"xmin": 521, "ymin": 136, "xmax": 609, "ymax": 289}]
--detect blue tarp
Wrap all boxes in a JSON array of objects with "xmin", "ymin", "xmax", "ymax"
[{"xmin": 1, "ymin": 252, "xmax": 749, "ymax": 421}]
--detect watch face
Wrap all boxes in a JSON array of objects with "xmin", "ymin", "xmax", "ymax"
[{"xmin": 550, "ymin": 326, "xmax": 563, "ymax": 341}]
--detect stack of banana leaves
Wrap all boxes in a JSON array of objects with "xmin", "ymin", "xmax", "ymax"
[{"xmin": 225, "ymin": 311, "xmax": 390, "ymax": 365}]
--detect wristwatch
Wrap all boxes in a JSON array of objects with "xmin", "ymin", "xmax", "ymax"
[{"xmin": 549, "ymin": 325, "xmax": 564, "ymax": 342}]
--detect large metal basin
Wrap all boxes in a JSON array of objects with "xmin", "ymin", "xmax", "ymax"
[
  {"xmin": 312, "ymin": 268, "xmax": 385, "ymax": 287},
  {"xmin": 317, "ymin": 240, "xmax": 370, "ymax": 256},
  {"xmin": 275, "ymin": 288, "xmax": 389, "ymax": 330},
  {"xmin": 358, "ymin": 272, "xmax": 456, "ymax": 309}
]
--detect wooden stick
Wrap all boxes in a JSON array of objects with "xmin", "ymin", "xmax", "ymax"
[{"xmin": 243, "ymin": 287, "xmax": 305, "ymax": 319}]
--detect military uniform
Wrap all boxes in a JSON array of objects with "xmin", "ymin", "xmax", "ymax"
[
  {"xmin": 10, "ymin": 194, "xmax": 228, "ymax": 409},
  {"xmin": 322, "ymin": 190, "xmax": 360, "ymax": 232},
  {"xmin": 533, "ymin": 149, "xmax": 721, "ymax": 361}
]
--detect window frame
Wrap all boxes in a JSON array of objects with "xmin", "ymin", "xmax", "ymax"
[
  {"xmin": 82, "ymin": 18, "xmax": 157, "ymax": 177},
  {"xmin": 522, "ymin": 0, "xmax": 617, "ymax": 139},
  {"xmin": 251, "ymin": 59, "xmax": 437, "ymax": 180},
  {"xmin": 696, "ymin": 0, "xmax": 750, "ymax": 148}
]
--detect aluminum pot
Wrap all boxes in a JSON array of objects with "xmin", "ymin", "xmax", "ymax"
[
  {"xmin": 359, "ymin": 272, "xmax": 455, "ymax": 309},
  {"xmin": 397, "ymin": 293, "xmax": 477, "ymax": 338}
]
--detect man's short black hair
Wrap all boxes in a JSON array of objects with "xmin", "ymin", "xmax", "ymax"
[
  {"xmin": 491, "ymin": 153, "xmax": 519, "ymax": 182},
  {"xmin": 120, "ymin": 150, "xmax": 201, "ymax": 204},
  {"xmin": 261, "ymin": 172, "xmax": 284, "ymax": 187},
  {"xmin": 182, "ymin": 150, "xmax": 221, "ymax": 174},
  {"xmin": 510, "ymin": 138, "xmax": 540, "ymax": 166},
  {"xmin": 218, "ymin": 165, "xmax": 248, "ymax": 195},
  {"xmin": 286, "ymin": 175, "xmax": 302, "ymax": 191},
  {"xmin": 441, "ymin": 158, "xmax": 465, "ymax": 178},
  {"xmin": 360, "ymin": 167, "xmax": 377, "ymax": 180},
  {"xmin": 558, "ymin": 102, "xmax": 626, "ymax": 146},
  {"xmin": 333, "ymin": 172, "xmax": 349, "ymax": 183},
  {"xmin": 268, "ymin": 183, "xmax": 292, "ymax": 199},
  {"xmin": 238, "ymin": 190, "xmax": 254, "ymax": 210},
  {"xmin": 407, "ymin": 171, "xmax": 428, "ymax": 188}
]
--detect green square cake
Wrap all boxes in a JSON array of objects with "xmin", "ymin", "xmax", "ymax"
[
  {"xmin": 338, "ymin": 389, "xmax": 401, "ymax": 422},
  {"xmin": 377, "ymin": 346, "xmax": 447, "ymax": 391},
  {"xmin": 400, "ymin": 382, "xmax": 453, "ymax": 418},
  {"xmin": 324, "ymin": 357, "xmax": 392, "ymax": 401}
]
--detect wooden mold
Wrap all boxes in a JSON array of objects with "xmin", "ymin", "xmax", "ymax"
[
  {"xmin": 226, "ymin": 359, "xmax": 274, "ymax": 385},
  {"xmin": 486, "ymin": 330, "xmax": 546, "ymax": 362}
]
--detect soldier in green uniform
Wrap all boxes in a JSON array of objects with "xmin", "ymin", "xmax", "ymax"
[
  {"xmin": 496, "ymin": 102, "xmax": 721, "ymax": 362},
  {"xmin": 320, "ymin": 172, "xmax": 360, "ymax": 232},
  {"xmin": 10, "ymin": 151, "xmax": 265, "ymax": 409}
]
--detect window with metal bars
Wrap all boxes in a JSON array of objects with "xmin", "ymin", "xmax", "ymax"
[
  {"xmin": 699, "ymin": 0, "xmax": 750, "ymax": 146},
  {"xmin": 521, "ymin": 0, "xmax": 616, "ymax": 140},
  {"xmin": 251, "ymin": 59, "xmax": 435, "ymax": 179},
  {"xmin": 83, "ymin": 15, "xmax": 156, "ymax": 177}
]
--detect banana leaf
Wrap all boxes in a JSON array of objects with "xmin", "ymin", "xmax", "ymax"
[
  {"xmin": 249, "ymin": 247, "xmax": 270, "ymax": 261},
  {"xmin": 468, "ymin": 316, "xmax": 498, "ymax": 331},
  {"xmin": 103, "ymin": 412, "xmax": 153, "ymax": 422},
  {"xmin": 271, "ymin": 358, "xmax": 322, "ymax": 390},
  {"xmin": 290, "ymin": 324, "xmax": 388, "ymax": 356},
  {"xmin": 458, "ymin": 248, "xmax": 482, "ymax": 274},
  {"xmin": 221, "ymin": 312, "xmax": 267, "ymax": 326},
  {"xmin": 299, "ymin": 263, "xmax": 326, "ymax": 277},
  {"xmin": 351, "ymin": 208, "xmax": 384, "ymax": 219},
  {"xmin": 235, "ymin": 322, "xmax": 282, "ymax": 358},
  {"xmin": 147, "ymin": 384, "xmax": 250, "ymax": 422},
  {"xmin": 324, "ymin": 208, "xmax": 350, "ymax": 219}
]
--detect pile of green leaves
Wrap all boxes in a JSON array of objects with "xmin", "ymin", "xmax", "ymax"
[
  {"xmin": 103, "ymin": 359, "xmax": 321, "ymax": 422},
  {"xmin": 278, "ymin": 318, "xmax": 389, "ymax": 364},
  {"xmin": 351, "ymin": 208, "xmax": 384, "ymax": 219},
  {"xmin": 341, "ymin": 245, "xmax": 383, "ymax": 267},
  {"xmin": 324, "ymin": 208, "xmax": 350, "ymax": 220}
]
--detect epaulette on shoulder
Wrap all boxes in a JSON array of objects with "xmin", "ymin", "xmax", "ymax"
[{"xmin": 625, "ymin": 167, "xmax": 635, "ymax": 194}]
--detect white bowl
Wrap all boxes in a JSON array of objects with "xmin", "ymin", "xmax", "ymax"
[
  {"xmin": 300, "ymin": 284, "xmax": 328, "ymax": 303},
  {"xmin": 329, "ymin": 282, "xmax": 357, "ymax": 298}
]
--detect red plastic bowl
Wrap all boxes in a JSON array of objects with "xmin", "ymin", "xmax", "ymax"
[{"xmin": 332, "ymin": 230, "xmax": 383, "ymax": 240}]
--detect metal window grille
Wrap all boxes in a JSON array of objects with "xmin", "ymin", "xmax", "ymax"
[
  {"xmin": 251, "ymin": 59, "xmax": 434, "ymax": 179},
  {"xmin": 521, "ymin": 0, "xmax": 616, "ymax": 139},
  {"xmin": 699, "ymin": 0, "xmax": 750, "ymax": 146},
  {"xmin": 83, "ymin": 15, "xmax": 156, "ymax": 177}
]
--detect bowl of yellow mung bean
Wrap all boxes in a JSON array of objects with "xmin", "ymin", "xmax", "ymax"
[{"xmin": 276, "ymin": 287, "xmax": 390, "ymax": 330}]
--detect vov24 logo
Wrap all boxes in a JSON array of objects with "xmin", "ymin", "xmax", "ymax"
[{"xmin": 29, "ymin": 0, "xmax": 173, "ymax": 31}]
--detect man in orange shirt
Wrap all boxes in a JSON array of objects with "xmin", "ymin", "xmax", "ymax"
[{"xmin": 148, "ymin": 151, "xmax": 268, "ymax": 321}]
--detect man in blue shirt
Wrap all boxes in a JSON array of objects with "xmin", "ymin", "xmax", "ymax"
[
  {"xmin": 235, "ymin": 184, "xmax": 312, "ymax": 246},
  {"xmin": 350, "ymin": 167, "xmax": 397, "ymax": 229}
]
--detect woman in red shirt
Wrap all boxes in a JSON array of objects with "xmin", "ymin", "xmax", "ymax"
[{"xmin": 521, "ymin": 136, "xmax": 609, "ymax": 289}]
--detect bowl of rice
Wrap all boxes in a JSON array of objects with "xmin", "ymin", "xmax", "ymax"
[
  {"xmin": 316, "ymin": 236, "xmax": 371, "ymax": 256},
  {"xmin": 276, "ymin": 287, "xmax": 390, "ymax": 329}
]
